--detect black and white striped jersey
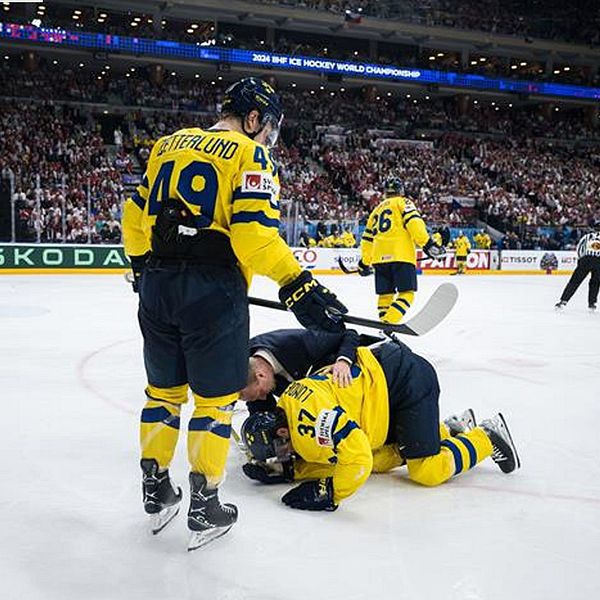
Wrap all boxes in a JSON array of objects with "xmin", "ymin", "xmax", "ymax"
[{"xmin": 576, "ymin": 232, "xmax": 600, "ymax": 258}]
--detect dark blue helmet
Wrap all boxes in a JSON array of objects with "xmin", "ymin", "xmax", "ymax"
[
  {"xmin": 221, "ymin": 77, "xmax": 283, "ymax": 146},
  {"xmin": 384, "ymin": 176, "xmax": 404, "ymax": 195},
  {"xmin": 241, "ymin": 408, "xmax": 290, "ymax": 462}
]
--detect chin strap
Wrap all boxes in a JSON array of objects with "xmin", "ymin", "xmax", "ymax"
[{"xmin": 242, "ymin": 116, "xmax": 265, "ymax": 140}]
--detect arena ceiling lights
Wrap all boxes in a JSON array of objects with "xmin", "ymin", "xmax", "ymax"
[{"xmin": 0, "ymin": 20, "xmax": 598, "ymax": 102}]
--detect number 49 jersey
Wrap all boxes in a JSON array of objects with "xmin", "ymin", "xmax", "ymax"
[
  {"xmin": 277, "ymin": 347, "xmax": 390, "ymax": 503},
  {"xmin": 122, "ymin": 127, "xmax": 302, "ymax": 286},
  {"xmin": 361, "ymin": 195, "xmax": 430, "ymax": 266}
]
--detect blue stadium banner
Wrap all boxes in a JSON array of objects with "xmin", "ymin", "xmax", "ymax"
[{"xmin": 1, "ymin": 21, "xmax": 599, "ymax": 101}]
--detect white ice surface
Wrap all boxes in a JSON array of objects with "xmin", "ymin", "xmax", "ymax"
[{"xmin": 1, "ymin": 273, "xmax": 599, "ymax": 600}]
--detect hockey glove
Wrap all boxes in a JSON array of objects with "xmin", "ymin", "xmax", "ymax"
[
  {"xmin": 128, "ymin": 253, "xmax": 150, "ymax": 293},
  {"xmin": 242, "ymin": 460, "xmax": 294, "ymax": 485},
  {"xmin": 281, "ymin": 478, "xmax": 338, "ymax": 511},
  {"xmin": 357, "ymin": 260, "xmax": 373, "ymax": 277},
  {"xmin": 279, "ymin": 270, "xmax": 347, "ymax": 333},
  {"xmin": 423, "ymin": 238, "xmax": 446, "ymax": 260}
]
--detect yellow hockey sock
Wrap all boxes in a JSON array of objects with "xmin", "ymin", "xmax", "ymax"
[
  {"xmin": 406, "ymin": 426, "xmax": 493, "ymax": 486},
  {"xmin": 377, "ymin": 294, "xmax": 393, "ymax": 321},
  {"xmin": 383, "ymin": 291, "xmax": 414, "ymax": 324},
  {"xmin": 140, "ymin": 384, "xmax": 188, "ymax": 469},
  {"xmin": 188, "ymin": 391, "xmax": 238, "ymax": 487},
  {"xmin": 440, "ymin": 427, "xmax": 493, "ymax": 476}
]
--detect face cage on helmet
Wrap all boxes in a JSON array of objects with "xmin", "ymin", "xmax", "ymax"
[{"xmin": 272, "ymin": 436, "xmax": 292, "ymax": 462}]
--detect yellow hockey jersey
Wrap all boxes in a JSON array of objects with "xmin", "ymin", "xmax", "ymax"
[
  {"xmin": 474, "ymin": 232, "xmax": 491, "ymax": 249},
  {"xmin": 361, "ymin": 196, "xmax": 430, "ymax": 266},
  {"xmin": 277, "ymin": 347, "xmax": 390, "ymax": 504},
  {"xmin": 454, "ymin": 235, "xmax": 472, "ymax": 257},
  {"xmin": 122, "ymin": 127, "xmax": 301, "ymax": 286}
]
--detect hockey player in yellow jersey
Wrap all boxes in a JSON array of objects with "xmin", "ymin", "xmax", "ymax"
[
  {"xmin": 340, "ymin": 228, "xmax": 356, "ymax": 248},
  {"xmin": 474, "ymin": 229, "xmax": 492, "ymax": 250},
  {"xmin": 359, "ymin": 177, "xmax": 445, "ymax": 324},
  {"xmin": 453, "ymin": 231, "xmax": 472, "ymax": 275},
  {"xmin": 122, "ymin": 77, "xmax": 347, "ymax": 548},
  {"xmin": 241, "ymin": 339, "xmax": 520, "ymax": 510}
]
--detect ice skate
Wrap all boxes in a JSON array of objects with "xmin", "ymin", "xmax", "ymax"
[
  {"xmin": 589, "ymin": 303, "xmax": 597, "ymax": 312},
  {"xmin": 141, "ymin": 459, "xmax": 182, "ymax": 535},
  {"xmin": 187, "ymin": 472, "xmax": 238, "ymax": 551},
  {"xmin": 480, "ymin": 413, "xmax": 521, "ymax": 474},
  {"xmin": 555, "ymin": 300, "xmax": 567, "ymax": 311},
  {"xmin": 444, "ymin": 408, "xmax": 476, "ymax": 436}
]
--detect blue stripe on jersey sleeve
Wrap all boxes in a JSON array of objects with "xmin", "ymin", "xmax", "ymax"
[
  {"xmin": 333, "ymin": 420, "xmax": 359, "ymax": 447},
  {"xmin": 231, "ymin": 211, "xmax": 279, "ymax": 228},
  {"xmin": 232, "ymin": 188, "xmax": 274, "ymax": 202},
  {"xmin": 404, "ymin": 213, "xmax": 421, "ymax": 225},
  {"xmin": 131, "ymin": 191, "xmax": 146, "ymax": 210}
]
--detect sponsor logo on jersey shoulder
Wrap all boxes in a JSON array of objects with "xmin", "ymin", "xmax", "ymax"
[
  {"xmin": 241, "ymin": 171, "xmax": 280, "ymax": 197},
  {"xmin": 315, "ymin": 410, "xmax": 337, "ymax": 447}
]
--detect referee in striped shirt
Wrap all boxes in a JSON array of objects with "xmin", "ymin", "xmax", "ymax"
[{"xmin": 556, "ymin": 227, "xmax": 600, "ymax": 311}]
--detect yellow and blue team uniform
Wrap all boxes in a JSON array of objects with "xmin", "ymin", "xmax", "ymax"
[
  {"xmin": 277, "ymin": 344, "xmax": 493, "ymax": 504},
  {"xmin": 454, "ymin": 234, "xmax": 472, "ymax": 274},
  {"xmin": 474, "ymin": 231, "xmax": 491, "ymax": 250},
  {"xmin": 340, "ymin": 230, "xmax": 356, "ymax": 248},
  {"xmin": 122, "ymin": 126, "xmax": 302, "ymax": 486},
  {"xmin": 361, "ymin": 196, "xmax": 430, "ymax": 324}
]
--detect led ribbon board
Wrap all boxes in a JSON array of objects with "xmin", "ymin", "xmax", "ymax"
[{"xmin": 1, "ymin": 21, "xmax": 599, "ymax": 100}]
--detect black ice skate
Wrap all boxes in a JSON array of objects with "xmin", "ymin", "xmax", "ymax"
[
  {"xmin": 187, "ymin": 472, "xmax": 238, "ymax": 551},
  {"xmin": 555, "ymin": 300, "xmax": 567, "ymax": 311},
  {"xmin": 589, "ymin": 303, "xmax": 597, "ymax": 311},
  {"xmin": 480, "ymin": 413, "xmax": 521, "ymax": 474},
  {"xmin": 141, "ymin": 458, "xmax": 182, "ymax": 535},
  {"xmin": 444, "ymin": 408, "xmax": 476, "ymax": 436}
]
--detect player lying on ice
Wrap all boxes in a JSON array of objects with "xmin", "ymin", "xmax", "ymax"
[{"xmin": 240, "ymin": 330, "xmax": 521, "ymax": 511}]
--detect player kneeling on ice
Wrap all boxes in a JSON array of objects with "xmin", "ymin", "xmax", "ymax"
[{"xmin": 240, "ymin": 340, "xmax": 520, "ymax": 511}]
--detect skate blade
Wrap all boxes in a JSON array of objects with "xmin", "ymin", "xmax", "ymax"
[
  {"xmin": 187, "ymin": 525, "xmax": 233, "ymax": 551},
  {"xmin": 149, "ymin": 505, "xmax": 180, "ymax": 535}
]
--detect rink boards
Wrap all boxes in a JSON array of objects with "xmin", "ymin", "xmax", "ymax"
[{"xmin": 0, "ymin": 243, "xmax": 579, "ymax": 275}]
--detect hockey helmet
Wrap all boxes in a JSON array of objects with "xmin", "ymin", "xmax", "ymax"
[
  {"xmin": 241, "ymin": 408, "xmax": 290, "ymax": 462},
  {"xmin": 221, "ymin": 77, "xmax": 283, "ymax": 146},
  {"xmin": 384, "ymin": 176, "xmax": 404, "ymax": 195}
]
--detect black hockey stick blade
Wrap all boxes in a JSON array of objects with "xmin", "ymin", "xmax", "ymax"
[
  {"xmin": 336, "ymin": 256, "xmax": 360, "ymax": 274},
  {"xmin": 249, "ymin": 283, "xmax": 457, "ymax": 336}
]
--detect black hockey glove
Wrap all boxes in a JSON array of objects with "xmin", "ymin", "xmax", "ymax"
[
  {"xmin": 423, "ymin": 238, "xmax": 446, "ymax": 260},
  {"xmin": 128, "ymin": 253, "xmax": 150, "ymax": 293},
  {"xmin": 281, "ymin": 478, "xmax": 338, "ymax": 511},
  {"xmin": 279, "ymin": 270, "xmax": 347, "ymax": 333},
  {"xmin": 242, "ymin": 460, "xmax": 294, "ymax": 485},
  {"xmin": 357, "ymin": 260, "xmax": 373, "ymax": 277}
]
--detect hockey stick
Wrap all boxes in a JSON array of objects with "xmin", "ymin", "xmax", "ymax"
[
  {"xmin": 231, "ymin": 426, "xmax": 252, "ymax": 460},
  {"xmin": 336, "ymin": 254, "xmax": 443, "ymax": 275},
  {"xmin": 336, "ymin": 256, "xmax": 362, "ymax": 275},
  {"xmin": 249, "ymin": 283, "xmax": 458, "ymax": 336}
]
